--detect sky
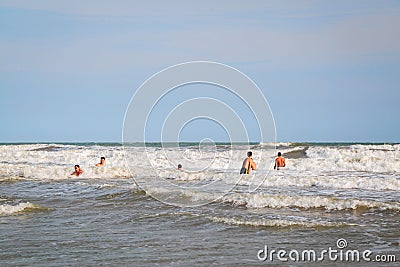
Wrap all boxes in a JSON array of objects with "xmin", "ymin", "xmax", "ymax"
[{"xmin": 0, "ymin": 0, "xmax": 399, "ymax": 143}]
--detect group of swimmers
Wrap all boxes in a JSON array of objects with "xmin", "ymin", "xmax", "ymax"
[
  {"xmin": 178, "ymin": 151, "xmax": 286, "ymax": 175},
  {"xmin": 71, "ymin": 152, "xmax": 285, "ymax": 177},
  {"xmin": 240, "ymin": 151, "xmax": 286, "ymax": 174},
  {"xmin": 70, "ymin": 157, "xmax": 105, "ymax": 177}
]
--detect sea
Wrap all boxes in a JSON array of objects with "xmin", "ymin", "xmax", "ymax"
[{"xmin": 0, "ymin": 142, "xmax": 399, "ymax": 266}]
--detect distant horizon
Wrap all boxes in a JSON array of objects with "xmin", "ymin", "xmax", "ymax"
[{"xmin": 1, "ymin": 140, "xmax": 398, "ymax": 145}]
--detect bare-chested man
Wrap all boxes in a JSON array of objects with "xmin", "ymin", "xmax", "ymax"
[
  {"xmin": 96, "ymin": 157, "xmax": 106, "ymax": 167},
  {"xmin": 71, "ymin": 165, "xmax": 84, "ymax": 176},
  {"xmin": 274, "ymin": 152, "xmax": 286, "ymax": 170},
  {"xmin": 240, "ymin": 151, "xmax": 257, "ymax": 174}
]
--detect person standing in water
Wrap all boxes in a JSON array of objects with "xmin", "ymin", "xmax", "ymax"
[
  {"xmin": 96, "ymin": 157, "xmax": 106, "ymax": 166},
  {"xmin": 71, "ymin": 165, "xmax": 84, "ymax": 176},
  {"xmin": 240, "ymin": 151, "xmax": 257, "ymax": 174},
  {"xmin": 274, "ymin": 152, "xmax": 286, "ymax": 170}
]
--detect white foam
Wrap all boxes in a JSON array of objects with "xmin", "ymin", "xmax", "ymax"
[
  {"xmin": 256, "ymin": 172, "xmax": 400, "ymax": 191},
  {"xmin": 0, "ymin": 144, "xmax": 398, "ymax": 192},
  {"xmin": 242, "ymin": 193, "xmax": 400, "ymax": 211},
  {"xmin": 206, "ymin": 216, "xmax": 346, "ymax": 228},
  {"xmin": 142, "ymin": 183, "xmax": 400, "ymax": 211},
  {"xmin": 295, "ymin": 144, "xmax": 400, "ymax": 173},
  {"xmin": 0, "ymin": 144, "xmax": 131, "ymax": 180},
  {"xmin": 0, "ymin": 202, "xmax": 36, "ymax": 216}
]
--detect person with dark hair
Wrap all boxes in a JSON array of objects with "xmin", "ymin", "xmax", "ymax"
[
  {"xmin": 274, "ymin": 152, "xmax": 286, "ymax": 170},
  {"xmin": 96, "ymin": 157, "xmax": 106, "ymax": 167},
  {"xmin": 240, "ymin": 151, "xmax": 257, "ymax": 174},
  {"xmin": 71, "ymin": 165, "xmax": 84, "ymax": 176},
  {"xmin": 177, "ymin": 164, "xmax": 183, "ymax": 171}
]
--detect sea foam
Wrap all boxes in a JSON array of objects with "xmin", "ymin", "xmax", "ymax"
[{"xmin": 0, "ymin": 202, "xmax": 46, "ymax": 216}]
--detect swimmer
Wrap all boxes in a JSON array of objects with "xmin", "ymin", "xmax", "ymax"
[
  {"xmin": 274, "ymin": 152, "xmax": 286, "ymax": 170},
  {"xmin": 96, "ymin": 157, "xmax": 106, "ymax": 166},
  {"xmin": 240, "ymin": 151, "xmax": 257, "ymax": 174},
  {"xmin": 178, "ymin": 164, "xmax": 183, "ymax": 171},
  {"xmin": 71, "ymin": 165, "xmax": 84, "ymax": 176}
]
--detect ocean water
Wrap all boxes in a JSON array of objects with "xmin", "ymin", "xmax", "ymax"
[{"xmin": 0, "ymin": 143, "xmax": 399, "ymax": 266}]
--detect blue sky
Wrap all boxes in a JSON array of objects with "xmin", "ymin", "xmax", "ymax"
[{"xmin": 0, "ymin": 0, "xmax": 399, "ymax": 142}]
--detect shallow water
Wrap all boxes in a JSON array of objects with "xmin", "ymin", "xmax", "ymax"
[{"xmin": 0, "ymin": 143, "xmax": 399, "ymax": 266}]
